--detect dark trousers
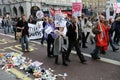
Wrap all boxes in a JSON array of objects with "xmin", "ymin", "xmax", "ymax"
[
  {"xmin": 66, "ymin": 40, "xmax": 85, "ymax": 62},
  {"xmin": 55, "ymin": 51, "xmax": 66, "ymax": 64},
  {"xmin": 14, "ymin": 27, "xmax": 17, "ymax": 40},
  {"xmin": 47, "ymin": 34, "xmax": 54, "ymax": 57},
  {"xmin": 41, "ymin": 30, "xmax": 45, "ymax": 44},
  {"xmin": 91, "ymin": 46, "xmax": 101, "ymax": 57},
  {"xmin": 113, "ymin": 31, "xmax": 120, "ymax": 44},
  {"xmin": 109, "ymin": 34, "xmax": 116, "ymax": 50},
  {"xmin": 82, "ymin": 32, "xmax": 87, "ymax": 47},
  {"xmin": 85, "ymin": 32, "xmax": 90, "ymax": 43}
]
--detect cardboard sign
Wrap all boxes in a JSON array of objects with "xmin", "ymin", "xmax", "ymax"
[
  {"xmin": 72, "ymin": 2, "xmax": 82, "ymax": 17},
  {"xmin": 113, "ymin": 2, "xmax": 120, "ymax": 13},
  {"xmin": 28, "ymin": 21, "xmax": 43, "ymax": 40},
  {"xmin": 45, "ymin": 26, "xmax": 53, "ymax": 34},
  {"xmin": 36, "ymin": 11, "xmax": 44, "ymax": 19}
]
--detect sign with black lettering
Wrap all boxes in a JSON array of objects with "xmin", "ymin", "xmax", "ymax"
[{"xmin": 28, "ymin": 21, "xmax": 43, "ymax": 40}]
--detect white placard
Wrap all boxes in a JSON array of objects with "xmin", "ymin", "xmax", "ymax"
[
  {"xmin": 45, "ymin": 26, "xmax": 53, "ymax": 34},
  {"xmin": 28, "ymin": 21, "xmax": 43, "ymax": 40},
  {"xmin": 36, "ymin": 10, "xmax": 44, "ymax": 19}
]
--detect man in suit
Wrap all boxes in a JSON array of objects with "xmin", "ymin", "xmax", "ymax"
[{"xmin": 66, "ymin": 16, "xmax": 87, "ymax": 63}]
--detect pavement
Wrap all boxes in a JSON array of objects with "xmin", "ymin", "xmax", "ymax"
[
  {"xmin": 0, "ymin": 69, "xmax": 17, "ymax": 80},
  {"xmin": 0, "ymin": 31, "xmax": 120, "ymax": 80}
]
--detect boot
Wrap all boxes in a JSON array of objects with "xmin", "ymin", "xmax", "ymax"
[
  {"xmin": 79, "ymin": 54, "xmax": 87, "ymax": 64},
  {"xmin": 62, "ymin": 52, "xmax": 68, "ymax": 66},
  {"xmin": 55, "ymin": 55, "xmax": 59, "ymax": 65}
]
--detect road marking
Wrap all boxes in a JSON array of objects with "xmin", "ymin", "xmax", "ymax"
[
  {"xmin": 10, "ymin": 68, "xmax": 32, "ymax": 80},
  {"xmin": 0, "ymin": 33, "xmax": 120, "ymax": 66},
  {"xmin": 31, "ymin": 41, "xmax": 120, "ymax": 66}
]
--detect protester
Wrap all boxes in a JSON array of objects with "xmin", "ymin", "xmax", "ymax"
[
  {"xmin": 44, "ymin": 17, "xmax": 55, "ymax": 58},
  {"xmin": 100, "ymin": 20, "xmax": 110, "ymax": 54},
  {"xmin": 2, "ymin": 16, "xmax": 8, "ymax": 34},
  {"xmin": 28, "ymin": 15, "xmax": 36, "ymax": 24},
  {"xmin": 13, "ymin": 16, "xmax": 20, "ymax": 40},
  {"xmin": 66, "ymin": 16, "xmax": 86, "ymax": 63},
  {"xmin": 108, "ymin": 18, "xmax": 119, "ymax": 52},
  {"xmin": 41, "ymin": 16, "xmax": 48, "ymax": 45},
  {"xmin": 53, "ymin": 16, "xmax": 68, "ymax": 66},
  {"xmin": 91, "ymin": 15, "xmax": 108, "ymax": 59},
  {"xmin": 80, "ymin": 14, "xmax": 88, "ymax": 48},
  {"xmin": 7, "ymin": 16, "xmax": 14, "ymax": 33},
  {"xmin": 85, "ymin": 16, "xmax": 95, "ymax": 44},
  {"xmin": 113, "ymin": 17, "xmax": 120, "ymax": 45},
  {"xmin": 16, "ymin": 15, "xmax": 29, "ymax": 52}
]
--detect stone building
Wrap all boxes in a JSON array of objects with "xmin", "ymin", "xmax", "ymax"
[
  {"xmin": 82, "ymin": 0, "xmax": 106, "ymax": 12},
  {"xmin": 0, "ymin": 0, "xmax": 75, "ymax": 18}
]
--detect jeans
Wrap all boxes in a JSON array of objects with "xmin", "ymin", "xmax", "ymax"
[
  {"xmin": 109, "ymin": 34, "xmax": 116, "ymax": 50},
  {"xmin": 91, "ymin": 46, "xmax": 101, "ymax": 57},
  {"xmin": 8, "ymin": 26, "xmax": 14, "ymax": 33},
  {"xmin": 4, "ymin": 26, "xmax": 8, "ymax": 34},
  {"xmin": 21, "ymin": 35, "xmax": 29, "ymax": 51}
]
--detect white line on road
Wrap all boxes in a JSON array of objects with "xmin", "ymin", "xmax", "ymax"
[{"xmin": 1, "ymin": 33, "xmax": 120, "ymax": 66}]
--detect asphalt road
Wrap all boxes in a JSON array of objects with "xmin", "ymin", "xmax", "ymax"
[{"xmin": 0, "ymin": 32, "xmax": 120, "ymax": 80}]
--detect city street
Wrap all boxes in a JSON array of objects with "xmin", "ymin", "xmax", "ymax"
[
  {"xmin": 0, "ymin": 0, "xmax": 120, "ymax": 80},
  {"xmin": 0, "ymin": 31, "xmax": 120, "ymax": 80}
]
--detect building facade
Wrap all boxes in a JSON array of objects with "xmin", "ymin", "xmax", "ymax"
[
  {"xmin": 82, "ymin": 0, "xmax": 106, "ymax": 12},
  {"xmin": 0, "ymin": 0, "xmax": 77, "ymax": 18},
  {"xmin": 106, "ymin": 0, "xmax": 116, "ymax": 9},
  {"xmin": 0, "ymin": 0, "xmax": 110, "ymax": 18}
]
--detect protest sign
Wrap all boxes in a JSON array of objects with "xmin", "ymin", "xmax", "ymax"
[
  {"xmin": 36, "ymin": 10, "xmax": 44, "ymax": 19},
  {"xmin": 72, "ymin": 2, "xmax": 82, "ymax": 17},
  {"xmin": 54, "ymin": 13, "xmax": 66, "ymax": 27},
  {"xmin": 113, "ymin": 2, "xmax": 120, "ymax": 13},
  {"xmin": 45, "ymin": 26, "xmax": 53, "ymax": 34}
]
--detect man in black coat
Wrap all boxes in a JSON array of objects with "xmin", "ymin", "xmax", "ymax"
[
  {"xmin": 66, "ymin": 16, "xmax": 86, "ymax": 63},
  {"xmin": 16, "ymin": 15, "xmax": 29, "ymax": 52}
]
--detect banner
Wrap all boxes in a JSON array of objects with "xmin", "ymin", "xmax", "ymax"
[
  {"xmin": 72, "ymin": 2, "xmax": 82, "ymax": 17},
  {"xmin": 28, "ymin": 21, "xmax": 43, "ymax": 40}
]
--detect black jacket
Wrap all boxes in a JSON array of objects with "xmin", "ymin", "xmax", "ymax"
[
  {"xmin": 66, "ymin": 22, "xmax": 82, "ymax": 42},
  {"xmin": 16, "ymin": 20, "xmax": 29, "ymax": 37}
]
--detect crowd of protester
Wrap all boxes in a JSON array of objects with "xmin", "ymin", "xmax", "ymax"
[{"xmin": 0, "ymin": 13, "xmax": 120, "ymax": 66}]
